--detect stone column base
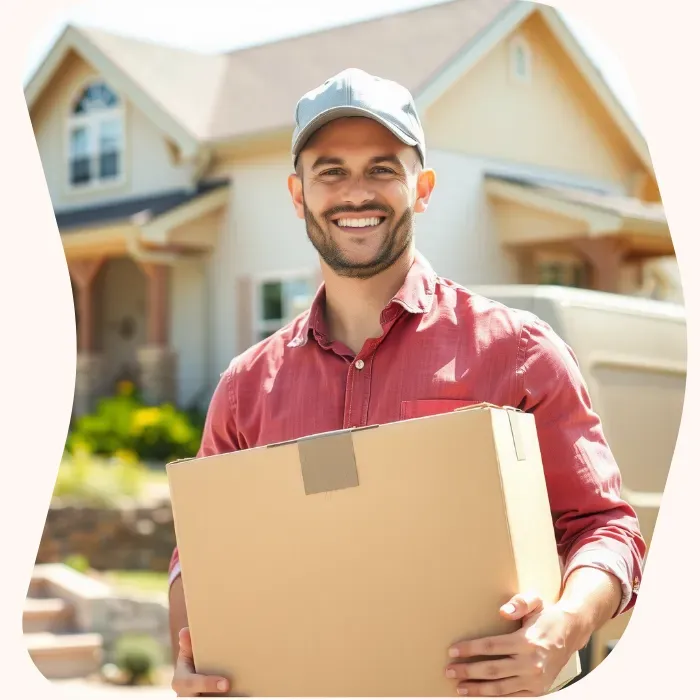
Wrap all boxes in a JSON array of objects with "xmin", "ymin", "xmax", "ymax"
[
  {"xmin": 74, "ymin": 353, "xmax": 105, "ymax": 417},
  {"xmin": 137, "ymin": 346, "xmax": 178, "ymax": 405}
]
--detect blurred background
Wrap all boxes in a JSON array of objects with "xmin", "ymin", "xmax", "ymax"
[{"xmin": 22, "ymin": 0, "xmax": 685, "ymax": 695}]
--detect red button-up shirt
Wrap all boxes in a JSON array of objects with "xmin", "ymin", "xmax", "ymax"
[{"xmin": 169, "ymin": 252, "xmax": 645, "ymax": 616}]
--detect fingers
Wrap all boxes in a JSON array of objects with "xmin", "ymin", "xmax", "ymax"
[
  {"xmin": 449, "ymin": 630, "xmax": 523, "ymax": 660},
  {"xmin": 172, "ymin": 668, "xmax": 230, "ymax": 697},
  {"xmin": 178, "ymin": 627, "xmax": 194, "ymax": 660},
  {"xmin": 446, "ymin": 657, "xmax": 530, "ymax": 682},
  {"xmin": 455, "ymin": 676, "xmax": 530, "ymax": 697},
  {"xmin": 172, "ymin": 627, "xmax": 230, "ymax": 697},
  {"xmin": 499, "ymin": 593, "xmax": 543, "ymax": 621}
]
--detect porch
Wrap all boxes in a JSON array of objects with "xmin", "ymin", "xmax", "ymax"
[
  {"xmin": 62, "ymin": 181, "xmax": 229, "ymax": 415},
  {"xmin": 485, "ymin": 174, "xmax": 678, "ymax": 301}
]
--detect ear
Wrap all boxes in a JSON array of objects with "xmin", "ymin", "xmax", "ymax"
[
  {"xmin": 413, "ymin": 168, "xmax": 436, "ymax": 214},
  {"xmin": 288, "ymin": 173, "xmax": 305, "ymax": 219}
]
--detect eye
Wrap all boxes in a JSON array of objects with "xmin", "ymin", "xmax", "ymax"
[
  {"xmin": 319, "ymin": 168, "xmax": 344, "ymax": 177},
  {"xmin": 371, "ymin": 166, "xmax": 395, "ymax": 175}
]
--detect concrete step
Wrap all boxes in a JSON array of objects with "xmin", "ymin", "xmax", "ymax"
[
  {"xmin": 26, "ymin": 632, "xmax": 104, "ymax": 680},
  {"xmin": 23, "ymin": 598, "xmax": 74, "ymax": 634},
  {"xmin": 27, "ymin": 576, "xmax": 48, "ymax": 599}
]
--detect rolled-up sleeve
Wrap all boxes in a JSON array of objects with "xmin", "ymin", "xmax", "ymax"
[
  {"xmin": 517, "ymin": 316, "xmax": 646, "ymax": 616},
  {"xmin": 168, "ymin": 365, "xmax": 240, "ymax": 588}
]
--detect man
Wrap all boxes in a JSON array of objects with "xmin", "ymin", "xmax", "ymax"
[{"xmin": 169, "ymin": 68, "xmax": 645, "ymax": 697}]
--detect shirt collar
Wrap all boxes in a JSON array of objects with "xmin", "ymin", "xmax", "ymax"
[{"xmin": 287, "ymin": 251, "xmax": 437, "ymax": 349}]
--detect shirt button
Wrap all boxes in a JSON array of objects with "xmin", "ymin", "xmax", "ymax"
[{"xmin": 355, "ymin": 359, "xmax": 365, "ymax": 370}]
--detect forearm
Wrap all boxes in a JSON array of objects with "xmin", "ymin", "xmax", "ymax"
[
  {"xmin": 169, "ymin": 576, "xmax": 189, "ymax": 665},
  {"xmin": 556, "ymin": 565, "xmax": 622, "ymax": 652}
]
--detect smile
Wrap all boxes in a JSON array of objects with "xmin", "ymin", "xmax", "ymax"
[{"xmin": 332, "ymin": 216, "xmax": 386, "ymax": 230}]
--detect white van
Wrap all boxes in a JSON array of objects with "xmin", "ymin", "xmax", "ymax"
[{"xmin": 470, "ymin": 284, "xmax": 687, "ymax": 676}]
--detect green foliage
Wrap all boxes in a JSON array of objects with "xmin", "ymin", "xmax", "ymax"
[
  {"xmin": 113, "ymin": 633, "xmax": 163, "ymax": 685},
  {"xmin": 66, "ymin": 381, "xmax": 205, "ymax": 463},
  {"xmin": 103, "ymin": 570, "xmax": 169, "ymax": 595},
  {"xmin": 53, "ymin": 450, "xmax": 147, "ymax": 506},
  {"xmin": 63, "ymin": 554, "xmax": 90, "ymax": 574}
]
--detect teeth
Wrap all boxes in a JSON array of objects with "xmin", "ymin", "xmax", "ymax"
[{"xmin": 336, "ymin": 217, "xmax": 382, "ymax": 228}]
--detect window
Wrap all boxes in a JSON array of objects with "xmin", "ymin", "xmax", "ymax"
[
  {"xmin": 537, "ymin": 260, "xmax": 588, "ymax": 288},
  {"xmin": 509, "ymin": 37, "xmax": 532, "ymax": 84},
  {"xmin": 67, "ymin": 81, "xmax": 124, "ymax": 189},
  {"xmin": 254, "ymin": 275, "xmax": 315, "ymax": 341}
]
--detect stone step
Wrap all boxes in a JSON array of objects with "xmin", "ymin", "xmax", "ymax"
[
  {"xmin": 27, "ymin": 576, "xmax": 48, "ymax": 599},
  {"xmin": 26, "ymin": 632, "xmax": 104, "ymax": 680},
  {"xmin": 23, "ymin": 598, "xmax": 73, "ymax": 634}
]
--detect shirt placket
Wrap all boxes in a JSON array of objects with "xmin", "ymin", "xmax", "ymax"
[{"xmin": 342, "ymin": 307, "xmax": 404, "ymax": 429}]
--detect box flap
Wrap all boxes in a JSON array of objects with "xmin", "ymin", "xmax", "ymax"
[
  {"xmin": 453, "ymin": 402, "xmax": 524, "ymax": 414},
  {"xmin": 453, "ymin": 403, "xmax": 527, "ymax": 460},
  {"xmin": 506, "ymin": 411, "xmax": 527, "ymax": 461},
  {"xmin": 166, "ymin": 456, "xmax": 196, "ymax": 469}
]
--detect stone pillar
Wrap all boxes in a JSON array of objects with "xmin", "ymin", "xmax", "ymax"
[
  {"xmin": 571, "ymin": 238, "xmax": 628, "ymax": 293},
  {"xmin": 137, "ymin": 346, "xmax": 177, "ymax": 405},
  {"xmin": 69, "ymin": 258, "xmax": 105, "ymax": 416},
  {"xmin": 74, "ymin": 353, "xmax": 106, "ymax": 416},
  {"xmin": 137, "ymin": 262, "xmax": 178, "ymax": 405}
]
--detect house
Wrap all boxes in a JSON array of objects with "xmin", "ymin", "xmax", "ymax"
[{"xmin": 24, "ymin": 0, "xmax": 677, "ymax": 415}]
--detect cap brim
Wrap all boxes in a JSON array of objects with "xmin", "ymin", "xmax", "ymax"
[{"xmin": 292, "ymin": 105, "xmax": 419, "ymax": 163}]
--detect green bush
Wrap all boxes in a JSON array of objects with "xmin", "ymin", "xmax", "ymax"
[
  {"xmin": 64, "ymin": 554, "xmax": 90, "ymax": 574},
  {"xmin": 114, "ymin": 633, "xmax": 163, "ymax": 685},
  {"xmin": 53, "ymin": 451, "xmax": 147, "ymax": 506},
  {"xmin": 66, "ymin": 381, "xmax": 205, "ymax": 462}
]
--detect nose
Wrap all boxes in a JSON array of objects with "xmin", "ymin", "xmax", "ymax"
[{"xmin": 340, "ymin": 175, "xmax": 376, "ymax": 207}]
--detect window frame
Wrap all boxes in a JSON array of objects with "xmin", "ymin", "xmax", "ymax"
[
  {"xmin": 64, "ymin": 78, "xmax": 128, "ymax": 195},
  {"xmin": 535, "ymin": 253, "xmax": 588, "ymax": 289},
  {"xmin": 251, "ymin": 269, "xmax": 318, "ymax": 342}
]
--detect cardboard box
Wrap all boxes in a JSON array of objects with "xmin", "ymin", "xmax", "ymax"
[{"xmin": 167, "ymin": 403, "xmax": 580, "ymax": 697}]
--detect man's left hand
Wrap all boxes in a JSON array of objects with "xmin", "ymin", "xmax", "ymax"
[{"xmin": 445, "ymin": 591, "xmax": 584, "ymax": 697}]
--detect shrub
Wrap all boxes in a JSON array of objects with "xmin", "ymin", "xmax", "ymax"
[
  {"xmin": 63, "ymin": 554, "xmax": 90, "ymax": 574},
  {"xmin": 113, "ymin": 633, "xmax": 163, "ymax": 685},
  {"xmin": 66, "ymin": 381, "xmax": 205, "ymax": 462},
  {"xmin": 52, "ymin": 450, "xmax": 147, "ymax": 506}
]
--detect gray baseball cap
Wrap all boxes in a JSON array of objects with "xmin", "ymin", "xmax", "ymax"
[{"xmin": 291, "ymin": 68, "xmax": 426, "ymax": 167}]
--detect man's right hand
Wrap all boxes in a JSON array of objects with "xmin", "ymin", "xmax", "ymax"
[{"xmin": 172, "ymin": 627, "xmax": 231, "ymax": 697}]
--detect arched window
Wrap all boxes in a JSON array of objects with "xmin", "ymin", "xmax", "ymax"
[{"xmin": 68, "ymin": 81, "xmax": 124, "ymax": 188}]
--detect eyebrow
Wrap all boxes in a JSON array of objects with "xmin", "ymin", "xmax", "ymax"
[{"xmin": 310, "ymin": 154, "xmax": 406, "ymax": 172}]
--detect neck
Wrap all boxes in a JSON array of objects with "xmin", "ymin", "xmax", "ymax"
[{"xmin": 320, "ymin": 245, "xmax": 415, "ymax": 355}]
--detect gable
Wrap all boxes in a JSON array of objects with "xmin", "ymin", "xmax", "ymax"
[
  {"xmin": 30, "ymin": 50, "xmax": 196, "ymax": 213},
  {"xmin": 423, "ymin": 11, "xmax": 646, "ymax": 191}
]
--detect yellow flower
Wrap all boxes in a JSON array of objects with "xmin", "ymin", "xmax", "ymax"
[{"xmin": 132, "ymin": 407, "xmax": 162, "ymax": 430}]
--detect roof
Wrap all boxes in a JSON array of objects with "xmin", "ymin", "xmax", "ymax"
[
  {"xmin": 26, "ymin": 0, "xmax": 515, "ymax": 141},
  {"xmin": 486, "ymin": 174, "xmax": 666, "ymax": 224},
  {"xmin": 76, "ymin": 26, "xmax": 228, "ymax": 140},
  {"xmin": 205, "ymin": 0, "xmax": 512, "ymax": 141},
  {"xmin": 25, "ymin": 0, "xmax": 651, "ymax": 171},
  {"xmin": 56, "ymin": 179, "xmax": 229, "ymax": 232}
]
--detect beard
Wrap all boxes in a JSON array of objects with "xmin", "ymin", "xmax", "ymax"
[{"xmin": 303, "ymin": 198, "xmax": 414, "ymax": 280}]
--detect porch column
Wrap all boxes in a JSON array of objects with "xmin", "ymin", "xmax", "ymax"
[
  {"xmin": 137, "ymin": 262, "xmax": 178, "ymax": 405},
  {"xmin": 69, "ymin": 258, "xmax": 105, "ymax": 416},
  {"xmin": 571, "ymin": 238, "xmax": 628, "ymax": 294}
]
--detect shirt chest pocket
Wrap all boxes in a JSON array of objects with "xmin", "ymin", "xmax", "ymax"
[{"xmin": 399, "ymin": 399, "xmax": 483, "ymax": 421}]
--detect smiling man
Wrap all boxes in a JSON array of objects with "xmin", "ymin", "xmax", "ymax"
[{"xmin": 168, "ymin": 69, "xmax": 645, "ymax": 698}]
